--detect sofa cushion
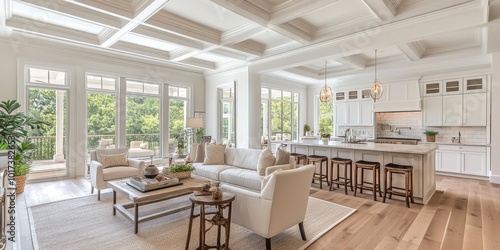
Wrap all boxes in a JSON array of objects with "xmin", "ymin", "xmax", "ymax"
[
  {"xmin": 194, "ymin": 143, "xmax": 207, "ymax": 162},
  {"xmin": 102, "ymin": 166, "xmax": 139, "ymax": 181},
  {"xmin": 101, "ymin": 153, "xmax": 128, "ymax": 168},
  {"xmin": 186, "ymin": 143, "xmax": 198, "ymax": 162},
  {"xmin": 204, "ymin": 144, "xmax": 226, "ymax": 165},
  {"xmin": 95, "ymin": 148, "xmax": 128, "ymax": 163},
  {"xmin": 219, "ymin": 168, "xmax": 263, "ymax": 191},
  {"xmin": 231, "ymin": 148, "xmax": 262, "ymax": 170},
  {"xmin": 192, "ymin": 163, "xmax": 234, "ymax": 180},
  {"xmin": 257, "ymin": 148, "xmax": 276, "ymax": 176},
  {"xmin": 275, "ymin": 147, "xmax": 290, "ymax": 165}
]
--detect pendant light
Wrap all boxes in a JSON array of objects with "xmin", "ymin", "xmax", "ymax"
[
  {"xmin": 370, "ymin": 49, "xmax": 383, "ymax": 102},
  {"xmin": 319, "ymin": 61, "xmax": 332, "ymax": 103}
]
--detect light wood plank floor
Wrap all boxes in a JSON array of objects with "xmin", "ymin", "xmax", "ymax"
[{"xmin": 17, "ymin": 175, "xmax": 500, "ymax": 250}]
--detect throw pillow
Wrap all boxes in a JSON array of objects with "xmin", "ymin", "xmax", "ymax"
[
  {"xmin": 101, "ymin": 153, "xmax": 128, "ymax": 168},
  {"xmin": 186, "ymin": 143, "xmax": 198, "ymax": 162},
  {"xmin": 257, "ymin": 148, "xmax": 276, "ymax": 176},
  {"xmin": 194, "ymin": 143, "xmax": 207, "ymax": 163},
  {"xmin": 275, "ymin": 147, "xmax": 290, "ymax": 165},
  {"xmin": 203, "ymin": 144, "xmax": 226, "ymax": 165}
]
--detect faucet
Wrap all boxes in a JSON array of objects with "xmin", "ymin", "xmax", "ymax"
[
  {"xmin": 344, "ymin": 128, "xmax": 352, "ymax": 142},
  {"xmin": 458, "ymin": 131, "xmax": 461, "ymax": 143}
]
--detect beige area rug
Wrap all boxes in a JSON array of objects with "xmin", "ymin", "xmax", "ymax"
[{"xmin": 29, "ymin": 193, "xmax": 355, "ymax": 250}]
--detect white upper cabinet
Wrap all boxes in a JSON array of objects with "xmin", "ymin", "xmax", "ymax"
[
  {"xmin": 348, "ymin": 90, "xmax": 359, "ymax": 101},
  {"xmin": 422, "ymin": 81, "xmax": 442, "ymax": 96},
  {"xmin": 443, "ymin": 78, "xmax": 462, "ymax": 95},
  {"xmin": 442, "ymin": 95, "xmax": 463, "ymax": 126},
  {"xmin": 347, "ymin": 102, "xmax": 360, "ymax": 124},
  {"xmin": 360, "ymin": 89, "xmax": 371, "ymax": 99},
  {"xmin": 359, "ymin": 101, "xmax": 373, "ymax": 126},
  {"xmin": 334, "ymin": 88, "xmax": 373, "ymax": 126},
  {"xmin": 335, "ymin": 102, "xmax": 347, "ymax": 125},
  {"xmin": 422, "ymin": 96, "xmax": 443, "ymax": 126},
  {"xmin": 463, "ymin": 93, "xmax": 487, "ymax": 126},
  {"xmin": 335, "ymin": 91, "xmax": 346, "ymax": 101},
  {"xmin": 463, "ymin": 76, "xmax": 486, "ymax": 93}
]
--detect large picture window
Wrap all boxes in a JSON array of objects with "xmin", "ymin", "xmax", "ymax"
[{"xmin": 319, "ymin": 99, "xmax": 334, "ymax": 134}]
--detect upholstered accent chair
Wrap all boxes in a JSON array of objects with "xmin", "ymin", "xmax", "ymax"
[
  {"xmin": 89, "ymin": 148, "xmax": 145, "ymax": 200},
  {"xmin": 222, "ymin": 164, "xmax": 315, "ymax": 250}
]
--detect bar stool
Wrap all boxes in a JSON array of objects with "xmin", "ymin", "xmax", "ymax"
[
  {"xmin": 354, "ymin": 160, "xmax": 383, "ymax": 201},
  {"xmin": 383, "ymin": 163, "xmax": 414, "ymax": 208},
  {"xmin": 329, "ymin": 157, "xmax": 353, "ymax": 194},
  {"xmin": 307, "ymin": 155, "xmax": 329, "ymax": 189},
  {"xmin": 290, "ymin": 153, "xmax": 307, "ymax": 166}
]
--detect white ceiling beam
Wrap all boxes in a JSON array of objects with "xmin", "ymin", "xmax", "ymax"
[
  {"xmin": 250, "ymin": 2, "xmax": 486, "ymax": 73},
  {"xmin": 271, "ymin": 19, "xmax": 313, "ymax": 44},
  {"xmin": 6, "ymin": 15, "xmax": 100, "ymax": 45},
  {"xmin": 208, "ymin": 48, "xmax": 249, "ymax": 61},
  {"xmin": 269, "ymin": 0, "xmax": 339, "ymax": 25},
  {"xmin": 111, "ymin": 41, "xmax": 170, "ymax": 60},
  {"xmin": 220, "ymin": 23, "xmax": 267, "ymax": 45},
  {"xmin": 284, "ymin": 67, "xmax": 322, "ymax": 80},
  {"xmin": 132, "ymin": 25, "xmax": 204, "ymax": 50},
  {"xmin": 169, "ymin": 48, "xmax": 199, "ymax": 62},
  {"xmin": 398, "ymin": 41, "xmax": 426, "ymax": 61},
  {"xmin": 336, "ymin": 55, "xmax": 367, "ymax": 70},
  {"xmin": 180, "ymin": 57, "xmax": 217, "ymax": 70},
  {"xmin": 100, "ymin": 0, "xmax": 173, "ymax": 48},
  {"xmin": 361, "ymin": 0, "xmax": 398, "ymax": 21},
  {"xmin": 67, "ymin": 0, "xmax": 135, "ymax": 19},
  {"xmin": 226, "ymin": 39, "xmax": 265, "ymax": 57}
]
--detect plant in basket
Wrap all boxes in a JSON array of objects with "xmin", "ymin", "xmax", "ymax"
[{"xmin": 166, "ymin": 163, "xmax": 195, "ymax": 179}]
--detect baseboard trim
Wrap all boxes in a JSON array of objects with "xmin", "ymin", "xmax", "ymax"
[{"xmin": 490, "ymin": 174, "xmax": 500, "ymax": 184}]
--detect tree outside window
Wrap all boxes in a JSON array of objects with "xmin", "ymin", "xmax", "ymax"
[{"xmin": 319, "ymin": 99, "xmax": 334, "ymax": 134}]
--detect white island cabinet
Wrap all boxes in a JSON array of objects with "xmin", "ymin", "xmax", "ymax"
[{"xmin": 284, "ymin": 141, "xmax": 437, "ymax": 204}]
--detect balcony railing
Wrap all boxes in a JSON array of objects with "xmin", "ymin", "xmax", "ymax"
[{"xmin": 29, "ymin": 134, "xmax": 162, "ymax": 160}]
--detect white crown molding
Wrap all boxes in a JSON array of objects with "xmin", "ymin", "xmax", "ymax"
[
  {"xmin": 271, "ymin": 21, "xmax": 312, "ymax": 45},
  {"xmin": 111, "ymin": 40, "xmax": 170, "ymax": 60},
  {"xmin": 146, "ymin": 9, "xmax": 221, "ymax": 45},
  {"xmin": 204, "ymin": 64, "xmax": 249, "ymax": 79},
  {"xmin": 180, "ymin": 57, "xmax": 217, "ymax": 70},
  {"xmin": 336, "ymin": 55, "xmax": 367, "ymax": 70},
  {"xmin": 210, "ymin": 0, "xmax": 269, "ymax": 27},
  {"xmin": 285, "ymin": 67, "xmax": 321, "ymax": 80},
  {"xmin": 132, "ymin": 25, "xmax": 203, "ymax": 50},
  {"xmin": 208, "ymin": 48, "xmax": 249, "ymax": 61},
  {"xmin": 361, "ymin": 0, "xmax": 397, "ymax": 21},
  {"xmin": 226, "ymin": 39, "xmax": 265, "ymax": 56},
  {"xmin": 313, "ymin": 16, "xmax": 376, "ymax": 40},
  {"xmin": 220, "ymin": 23, "xmax": 266, "ymax": 45},
  {"xmin": 169, "ymin": 47, "xmax": 198, "ymax": 61}
]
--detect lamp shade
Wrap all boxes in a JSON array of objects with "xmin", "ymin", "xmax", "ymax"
[{"xmin": 186, "ymin": 117, "xmax": 203, "ymax": 128}]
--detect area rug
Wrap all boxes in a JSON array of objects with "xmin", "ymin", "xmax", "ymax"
[{"xmin": 29, "ymin": 194, "xmax": 355, "ymax": 250}]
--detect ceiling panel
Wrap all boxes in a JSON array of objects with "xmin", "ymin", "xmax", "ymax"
[
  {"xmin": 301, "ymin": 0, "xmax": 369, "ymax": 28},
  {"xmin": 120, "ymin": 33, "xmax": 180, "ymax": 51},
  {"xmin": 422, "ymin": 29, "xmax": 479, "ymax": 50}
]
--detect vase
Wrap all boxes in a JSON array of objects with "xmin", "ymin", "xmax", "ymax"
[
  {"xmin": 426, "ymin": 135, "xmax": 435, "ymax": 142},
  {"xmin": 15, "ymin": 174, "xmax": 27, "ymax": 194},
  {"xmin": 322, "ymin": 138, "xmax": 329, "ymax": 143},
  {"xmin": 143, "ymin": 164, "xmax": 159, "ymax": 178}
]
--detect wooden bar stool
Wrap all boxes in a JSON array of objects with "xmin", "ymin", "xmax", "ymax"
[
  {"xmin": 290, "ymin": 153, "xmax": 307, "ymax": 166},
  {"xmin": 329, "ymin": 157, "xmax": 353, "ymax": 194},
  {"xmin": 307, "ymin": 155, "xmax": 330, "ymax": 189},
  {"xmin": 353, "ymin": 160, "xmax": 383, "ymax": 201},
  {"xmin": 383, "ymin": 163, "xmax": 414, "ymax": 208}
]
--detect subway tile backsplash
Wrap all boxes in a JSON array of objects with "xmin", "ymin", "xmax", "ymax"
[{"xmin": 375, "ymin": 112, "xmax": 487, "ymax": 144}]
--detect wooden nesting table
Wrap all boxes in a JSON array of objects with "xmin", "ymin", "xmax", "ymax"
[{"xmin": 108, "ymin": 177, "xmax": 207, "ymax": 234}]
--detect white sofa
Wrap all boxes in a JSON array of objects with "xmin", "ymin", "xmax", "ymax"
[{"xmin": 191, "ymin": 148, "xmax": 291, "ymax": 192}]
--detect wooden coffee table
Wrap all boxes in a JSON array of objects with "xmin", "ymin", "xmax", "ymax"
[{"xmin": 108, "ymin": 177, "xmax": 207, "ymax": 233}]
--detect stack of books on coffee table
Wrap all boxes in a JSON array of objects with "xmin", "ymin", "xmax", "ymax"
[{"xmin": 127, "ymin": 175, "xmax": 182, "ymax": 192}]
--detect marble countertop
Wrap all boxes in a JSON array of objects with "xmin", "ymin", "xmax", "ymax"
[
  {"xmin": 418, "ymin": 142, "xmax": 490, "ymax": 147},
  {"xmin": 284, "ymin": 141, "xmax": 438, "ymax": 154}
]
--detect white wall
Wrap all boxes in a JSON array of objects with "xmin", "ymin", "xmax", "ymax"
[
  {"xmin": 0, "ymin": 39, "xmax": 205, "ymax": 178},
  {"xmin": 490, "ymin": 52, "xmax": 500, "ymax": 183}
]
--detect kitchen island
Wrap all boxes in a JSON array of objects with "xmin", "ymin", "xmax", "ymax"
[{"xmin": 284, "ymin": 140, "xmax": 438, "ymax": 204}]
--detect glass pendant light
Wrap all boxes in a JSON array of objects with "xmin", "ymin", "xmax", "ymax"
[
  {"xmin": 370, "ymin": 49, "xmax": 383, "ymax": 102},
  {"xmin": 320, "ymin": 61, "xmax": 332, "ymax": 103}
]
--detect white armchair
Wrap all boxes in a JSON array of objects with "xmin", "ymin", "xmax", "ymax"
[
  {"xmin": 221, "ymin": 164, "xmax": 315, "ymax": 250},
  {"xmin": 90, "ymin": 148, "xmax": 146, "ymax": 200}
]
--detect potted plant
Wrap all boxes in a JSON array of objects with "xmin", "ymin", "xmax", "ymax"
[
  {"xmin": 320, "ymin": 133, "xmax": 331, "ymax": 143},
  {"xmin": 423, "ymin": 130, "xmax": 438, "ymax": 142},
  {"xmin": 173, "ymin": 130, "xmax": 187, "ymax": 156},
  {"xmin": 164, "ymin": 163, "xmax": 195, "ymax": 179},
  {"xmin": 0, "ymin": 100, "xmax": 47, "ymax": 194},
  {"xmin": 303, "ymin": 124, "xmax": 311, "ymax": 136}
]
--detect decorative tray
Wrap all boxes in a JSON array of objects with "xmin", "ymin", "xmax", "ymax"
[{"xmin": 127, "ymin": 174, "xmax": 182, "ymax": 192}]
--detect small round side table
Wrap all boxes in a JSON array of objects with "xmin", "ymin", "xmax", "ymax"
[{"xmin": 186, "ymin": 192, "xmax": 235, "ymax": 250}]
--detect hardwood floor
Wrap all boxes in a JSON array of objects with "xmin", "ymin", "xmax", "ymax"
[{"xmin": 17, "ymin": 175, "xmax": 500, "ymax": 249}]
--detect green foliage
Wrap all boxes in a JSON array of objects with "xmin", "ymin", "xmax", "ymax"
[
  {"xmin": 318, "ymin": 100, "xmax": 334, "ymax": 134},
  {"xmin": 321, "ymin": 133, "xmax": 331, "ymax": 138},
  {"xmin": 0, "ymin": 100, "xmax": 47, "ymax": 176},
  {"xmin": 303, "ymin": 124, "xmax": 310, "ymax": 132},
  {"xmin": 423, "ymin": 130, "xmax": 439, "ymax": 136},
  {"xmin": 168, "ymin": 163, "xmax": 195, "ymax": 173}
]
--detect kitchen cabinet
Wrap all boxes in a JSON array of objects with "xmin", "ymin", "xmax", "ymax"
[
  {"xmin": 359, "ymin": 101, "xmax": 373, "ymax": 125},
  {"xmin": 422, "ymin": 81, "xmax": 442, "ymax": 96},
  {"xmin": 422, "ymin": 96, "xmax": 442, "ymax": 126},
  {"xmin": 335, "ymin": 102, "xmax": 347, "ymax": 125},
  {"xmin": 436, "ymin": 145, "xmax": 487, "ymax": 177},
  {"xmin": 334, "ymin": 89, "xmax": 373, "ymax": 126},
  {"xmin": 347, "ymin": 102, "xmax": 359, "ymax": 125},
  {"xmin": 463, "ymin": 93, "xmax": 487, "ymax": 126},
  {"xmin": 442, "ymin": 95, "xmax": 463, "ymax": 126},
  {"xmin": 443, "ymin": 78, "xmax": 462, "ymax": 95},
  {"xmin": 463, "ymin": 76, "xmax": 486, "ymax": 93}
]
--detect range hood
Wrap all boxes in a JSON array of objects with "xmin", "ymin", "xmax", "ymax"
[{"xmin": 373, "ymin": 80, "xmax": 422, "ymax": 112}]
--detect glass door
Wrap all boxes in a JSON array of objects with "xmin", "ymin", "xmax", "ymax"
[{"xmin": 27, "ymin": 87, "xmax": 68, "ymax": 180}]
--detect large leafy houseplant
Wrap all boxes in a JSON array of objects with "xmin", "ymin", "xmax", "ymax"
[{"xmin": 0, "ymin": 100, "xmax": 47, "ymax": 193}]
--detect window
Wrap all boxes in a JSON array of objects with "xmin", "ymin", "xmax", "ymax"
[
  {"xmin": 28, "ymin": 67, "xmax": 67, "ymax": 85},
  {"xmin": 168, "ymin": 85, "xmax": 189, "ymax": 155},
  {"xmin": 220, "ymin": 87, "xmax": 235, "ymax": 147},
  {"xmin": 127, "ymin": 80, "xmax": 160, "ymax": 95},
  {"xmin": 86, "ymin": 74, "xmax": 116, "ymax": 90},
  {"xmin": 262, "ymin": 88, "xmax": 299, "ymax": 149},
  {"xmin": 319, "ymin": 99, "xmax": 334, "ymax": 134}
]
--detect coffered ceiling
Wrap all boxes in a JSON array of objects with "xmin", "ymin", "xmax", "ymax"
[{"xmin": 0, "ymin": 0, "xmax": 495, "ymax": 85}]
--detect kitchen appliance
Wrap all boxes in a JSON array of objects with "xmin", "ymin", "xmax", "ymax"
[{"xmin": 374, "ymin": 137, "xmax": 420, "ymax": 145}]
